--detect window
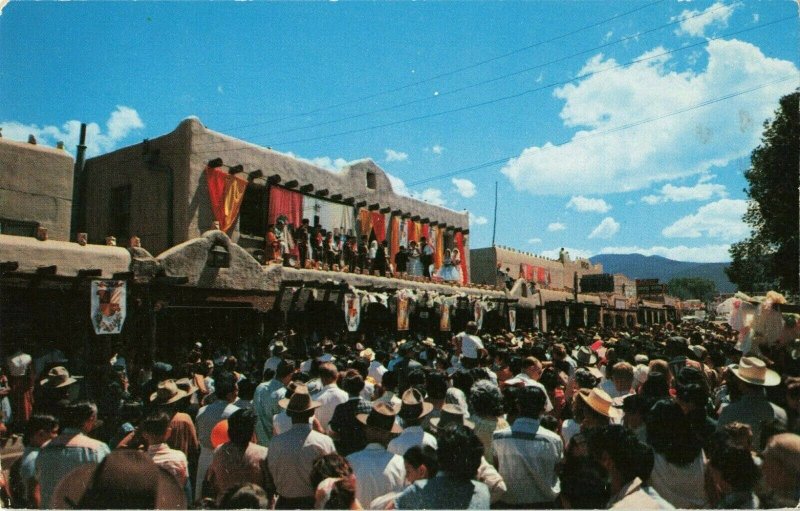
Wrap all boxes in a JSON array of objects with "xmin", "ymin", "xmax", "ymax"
[
  {"xmin": 240, "ymin": 183, "xmax": 268, "ymax": 236},
  {"xmin": 366, "ymin": 171, "xmax": 377, "ymax": 190},
  {"xmin": 109, "ymin": 185, "xmax": 131, "ymax": 244},
  {"xmin": 0, "ymin": 218, "xmax": 39, "ymax": 237}
]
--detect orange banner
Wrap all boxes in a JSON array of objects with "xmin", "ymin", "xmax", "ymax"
[{"xmin": 206, "ymin": 166, "xmax": 248, "ymax": 232}]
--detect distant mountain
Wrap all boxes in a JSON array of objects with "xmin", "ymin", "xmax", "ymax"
[{"xmin": 588, "ymin": 254, "xmax": 736, "ymax": 293}]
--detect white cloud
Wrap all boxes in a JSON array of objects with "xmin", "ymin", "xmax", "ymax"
[
  {"xmin": 411, "ymin": 187, "xmax": 446, "ymax": 206},
  {"xmin": 566, "ymin": 195, "xmax": 611, "ymax": 213},
  {"xmin": 662, "ymin": 198, "xmax": 748, "ymax": 239},
  {"xmin": 471, "ymin": 215, "xmax": 488, "ymax": 226},
  {"xmin": 384, "ymin": 148, "xmax": 408, "ymax": 162},
  {"xmin": 588, "ymin": 217, "xmax": 620, "ymax": 239},
  {"xmin": 500, "ymin": 39, "xmax": 797, "ymax": 196},
  {"xmin": 752, "ymin": 13, "xmax": 759, "ymax": 23},
  {"xmin": 540, "ymin": 247, "xmax": 594, "ymax": 260},
  {"xmin": 432, "ymin": 144, "xmax": 444, "ymax": 155},
  {"xmin": 673, "ymin": 1, "xmax": 736, "ymax": 37},
  {"xmin": 642, "ymin": 180, "xmax": 727, "ymax": 204},
  {"xmin": 598, "ymin": 244, "xmax": 733, "ymax": 262},
  {"xmin": 452, "ymin": 178, "xmax": 477, "ymax": 198},
  {"xmin": 285, "ymin": 152, "xmax": 350, "ymax": 173},
  {"xmin": 528, "ymin": 237, "xmax": 542, "ymax": 244},
  {"xmin": 1, "ymin": 105, "xmax": 144, "ymax": 157},
  {"xmin": 385, "ymin": 172, "xmax": 411, "ymax": 196},
  {"xmin": 217, "ymin": 85, "xmax": 224, "ymax": 95},
  {"xmin": 547, "ymin": 222, "xmax": 566, "ymax": 232}
]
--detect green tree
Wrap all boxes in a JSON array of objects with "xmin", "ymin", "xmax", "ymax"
[
  {"xmin": 667, "ymin": 277, "xmax": 717, "ymax": 301},
  {"xmin": 726, "ymin": 91, "xmax": 799, "ymax": 293}
]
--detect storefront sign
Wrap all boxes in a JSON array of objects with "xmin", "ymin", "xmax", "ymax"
[{"xmin": 91, "ymin": 280, "xmax": 126, "ymax": 335}]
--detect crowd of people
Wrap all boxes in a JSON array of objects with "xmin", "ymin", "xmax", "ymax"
[{"xmin": 2, "ymin": 316, "xmax": 800, "ymax": 509}]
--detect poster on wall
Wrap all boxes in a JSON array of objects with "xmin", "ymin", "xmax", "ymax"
[
  {"xmin": 508, "ymin": 308, "xmax": 517, "ymax": 332},
  {"xmin": 91, "ymin": 280, "xmax": 126, "ymax": 335},
  {"xmin": 344, "ymin": 293, "xmax": 361, "ymax": 332},
  {"xmin": 397, "ymin": 296, "xmax": 410, "ymax": 331},
  {"xmin": 440, "ymin": 303, "xmax": 451, "ymax": 331}
]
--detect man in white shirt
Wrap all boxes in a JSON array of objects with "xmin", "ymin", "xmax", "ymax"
[
  {"xmin": 454, "ymin": 322, "xmax": 486, "ymax": 369},
  {"xmin": 388, "ymin": 389, "xmax": 437, "ymax": 456},
  {"xmin": 347, "ymin": 402, "xmax": 406, "ymax": 507},
  {"xmin": 493, "ymin": 386, "xmax": 563, "ymax": 508},
  {"xmin": 262, "ymin": 341, "xmax": 288, "ymax": 380},
  {"xmin": 312, "ymin": 362, "xmax": 348, "ymax": 431},
  {"xmin": 364, "ymin": 349, "xmax": 388, "ymax": 385},
  {"xmin": 505, "ymin": 357, "xmax": 554, "ymax": 413}
]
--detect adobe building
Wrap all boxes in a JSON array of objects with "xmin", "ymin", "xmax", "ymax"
[
  {"xmin": 0, "ymin": 137, "xmax": 75, "ymax": 241},
  {"xmin": 81, "ymin": 117, "xmax": 471, "ymax": 278},
  {"xmin": 470, "ymin": 245, "xmax": 604, "ymax": 291}
]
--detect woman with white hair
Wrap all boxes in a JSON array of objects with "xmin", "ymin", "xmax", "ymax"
[{"xmin": 468, "ymin": 380, "xmax": 508, "ymax": 466}]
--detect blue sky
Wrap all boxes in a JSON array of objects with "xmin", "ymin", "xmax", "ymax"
[{"xmin": 2, "ymin": 1, "xmax": 797, "ymax": 262}]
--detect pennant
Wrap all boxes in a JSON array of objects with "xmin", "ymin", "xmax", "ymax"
[
  {"xmin": 205, "ymin": 166, "xmax": 249, "ymax": 232},
  {"xmin": 440, "ymin": 302, "xmax": 451, "ymax": 331},
  {"xmin": 91, "ymin": 280, "xmax": 126, "ymax": 335},
  {"xmin": 397, "ymin": 296, "xmax": 410, "ymax": 331},
  {"xmin": 344, "ymin": 293, "xmax": 361, "ymax": 332}
]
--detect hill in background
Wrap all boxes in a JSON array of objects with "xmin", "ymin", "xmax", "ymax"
[{"xmin": 588, "ymin": 254, "xmax": 736, "ymax": 294}]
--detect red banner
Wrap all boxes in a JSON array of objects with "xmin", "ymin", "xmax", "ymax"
[
  {"xmin": 267, "ymin": 186, "xmax": 303, "ymax": 227},
  {"xmin": 205, "ymin": 166, "xmax": 249, "ymax": 232},
  {"xmin": 455, "ymin": 231, "xmax": 467, "ymax": 283},
  {"xmin": 371, "ymin": 211, "xmax": 386, "ymax": 242}
]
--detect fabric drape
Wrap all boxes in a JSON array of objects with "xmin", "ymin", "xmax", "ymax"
[
  {"xmin": 268, "ymin": 187, "xmax": 304, "ymax": 227},
  {"xmin": 371, "ymin": 211, "xmax": 386, "ymax": 242},
  {"xmin": 390, "ymin": 216, "xmax": 400, "ymax": 265},
  {"xmin": 358, "ymin": 209, "xmax": 373, "ymax": 238},
  {"xmin": 316, "ymin": 199, "xmax": 356, "ymax": 236},
  {"xmin": 205, "ymin": 166, "xmax": 249, "ymax": 232},
  {"xmin": 455, "ymin": 231, "xmax": 468, "ymax": 283},
  {"xmin": 435, "ymin": 227, "xmax": 444, "ymax": 269},
  {"xmin": 421, "ymin": 223, "xmax": 430, "ymax": 241}
]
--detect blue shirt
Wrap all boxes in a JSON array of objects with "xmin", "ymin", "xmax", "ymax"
[
  {"xmin": 36, "ymin": 428, "xmax": 110, "ymax": 508},
  {"xmin": 252, "ymin": 379, "xmax": 286, "ymax": 445},
  {"xmin": 395, "ymin": 472, "xmax": 490, "ymax": 510}
]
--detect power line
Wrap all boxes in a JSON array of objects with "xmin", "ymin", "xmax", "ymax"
[{"xmin": 215, "ymin": 0, "xmax": 667, "ymax": 134}]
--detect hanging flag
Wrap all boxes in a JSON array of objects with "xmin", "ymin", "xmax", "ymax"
[
  {"xmin": 358, "ymin": 209, "xmax": 373, "ymax": 238},
  {"xmin": 267, "ymin": 187, "xmax": 304, "ymax": 227},
  {"xmin": 397, "ymin": 296, "xmax": 410, "ymax": 331},
  {"xmin": 399, "ymin": 219, "xmax": 408, "ymax": 249},
  {"xmin": 371, "ymin": 211, "xmax": 386, "ymax": 242},
  {"xmin": 474, "ymin": 300, "xmax": 484, "ymax": 330},
  {"xmin": 439, "ymin": 302, "xmax": 451, "ymax": 331},
  {"xmin": 91, "ymin": 280, "xmax": 126, "ymax": 335},
  {"xmin": 390, "ymin": 215, "xmax": 400, "ymax": 265},
  {"xmin": 344, "ymin": 293, "xmax": 361, "ymax": 332},
  {"xmin": 509, "ymin": 308, "xmax": 517, "ymax": 332},
  {"xmin": 435, "ymin": 226, "xmax": 444, "ymax": 269},
  {"xmin": 455, "ymin": 231, "xmax": 468, "ymax": 283},
  {"xmin": 205, "ymin": 166, "xmax": 249, "ymax": 232}
]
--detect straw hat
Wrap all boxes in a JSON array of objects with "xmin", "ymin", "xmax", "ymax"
[
  {"xmin": 579, "ymin": 387, "xmax": 622, "ymax": 419},
  {"xmin": 357, "ymin": 401, "xmax": 403, "ymax": 434},
  {"xmin": 279, "ymin": 384, "xmax": 321, "ymax": 412},
  {"xmin": 399, "ymin": 388, "xmax": 433, "ymax": 420},
  {"xmin": 428, "ymin": 404, "xmax": 474, "ymax": 431},
  {"xmin": 40, "ymin": 366, "xmax": 82, "ymax": 388},
  {"xmin": 729, "ymin": 356, "xmax": 780, "ymax": 386},
  {"xmin": 150, "ymin": 379, "xmax": 189, "ymax": 405},
  {"xmin": 359, "ymin": 348, "xmax": 376, "ymax": 361},
  {"xmin": 50, "ymin": 449, "xmax": 186, "ymax": 509},
  {"xmin": 572, "ymin": 346, "xmax": 598, "ymax": 366}
]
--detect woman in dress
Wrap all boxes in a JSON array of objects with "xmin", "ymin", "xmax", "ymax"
[{"xmin": 406, "ymin": 241, "xmax": 423, "ymax": 276}]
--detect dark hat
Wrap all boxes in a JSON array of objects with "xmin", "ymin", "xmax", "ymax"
[
  {"xmin": 50, "ymin": 449, "xmax": 186, "ymax": 509},
  {"xmin": 279, "ymin": 384, "xmax": 321, "ymax": 412},
  {"xmin": 429, "ymin": 404, "xmax": 474, "ymax": 431},
  {"xmin": 572, "ymin": 346, "xmax": 597, "ymax": 366},
  {"xmin": 357, "ymin": 401, "xmax": 402, "ymax": 433},
  {"xmin": 40, "ymin": 366, "xmax": 82, "ymax": 388},
  {"xmin": 615, "ymin": 394, "xmax": 650, "ymax": 414},
  {"xmin": 399, "ymin": 388, "xmax": 433, "ymax": 420}
]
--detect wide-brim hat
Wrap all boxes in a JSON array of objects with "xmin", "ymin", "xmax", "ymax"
[
  {"xmin": 429, "ymin": 404, "xmax": 474, "ymax": 431},
  {"xmin": 399, "ymin": 388, "xmax": 433, "ymax": 420},
  {"xmin": 150, "ymin": 379, "xmax": 189, "ymax": 405},
  {"xmin": 422, "ymin": 338, "xmax": 436, "ymax": 348},
  {"xmin": 271, "ymin": 341, "xmax": 288, "ymax": 355},
  {"xmin": 50, "ymin": 449, "xmax": 186, "ymax": 509},
  {"xmin": 572, "ymin": 346, "xmax": 597, "ymax": 366},
  {"xmin": 357, "ymin": 401, "xmax": 403, "ymax": 434},
  {"xmin": 359, "ymin": 348, "xmax": 376, "ymax": 361},
  {"xmin": 579, "ymin": 387, "xmax": 622, "ymax": 419},
  {"xmin": 174, "ymin": 378, "xmax": 199, "ymax": 396},
  {"xmin": 279, "ymin": 384, "xmax": 321, "ymax": 412},
  {"xmin": 40, "ymin": 366, "xmax": 82, "ymax": 388},
  {"xmin": 729, "ymin": 356, "xmax": 780, "ymax": 386}
]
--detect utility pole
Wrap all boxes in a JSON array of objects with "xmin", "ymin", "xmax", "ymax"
[
  {"xmin": 491, "ymin": 181, "xmax": 498, "ymax": 247},
  {"xmin": 70, "ymin": 123, "xmax": 87, "ymax": 240}
]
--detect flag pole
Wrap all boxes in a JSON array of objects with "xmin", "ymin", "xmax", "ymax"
[{"xmin": 491, "ymin": 181, "xmax": 498, "ymax": 247}]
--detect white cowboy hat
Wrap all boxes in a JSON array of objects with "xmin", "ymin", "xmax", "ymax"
[{"xmin": 729, "ymin": 356, "xmax": 780, "ymax": 386}]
